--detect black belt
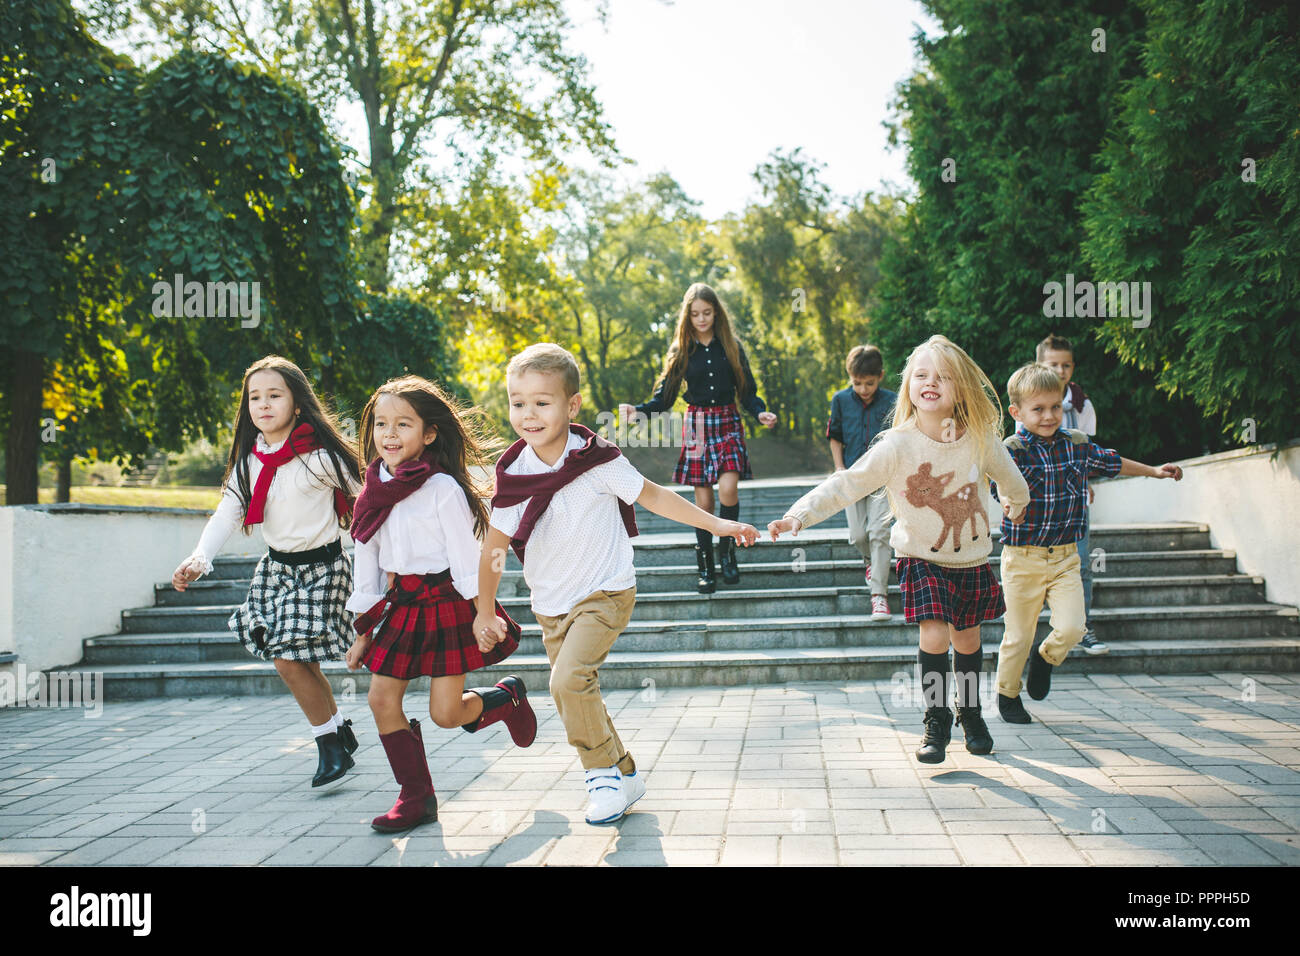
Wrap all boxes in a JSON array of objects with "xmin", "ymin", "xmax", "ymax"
[{"xmin": 268, "ymin": 539, "xmax": 342, "ymax": 566}]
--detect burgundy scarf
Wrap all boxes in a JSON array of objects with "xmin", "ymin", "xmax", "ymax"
[
  {"xmin": 350, "ymin": 448, "xmax": 446, "ymax": 544},
  {"xmin": 492, "ymin": 424, "xmax": 638, "ymax": 561},
  {"xmin": 244, "ymin": 422, "xmax": 350, "ymax": 527},
  {"xmin": 1066, "ymin": 381, "xmax": 1088, "ymax": 411}
]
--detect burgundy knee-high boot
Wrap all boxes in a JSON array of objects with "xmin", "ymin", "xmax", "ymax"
[
  {"xmin": 372, "ymin": 718, "xmax": 437, "ymax": 832},
  {"xmin": 461, "ymin": 675, "xmax": 537, "ymax": 747}
]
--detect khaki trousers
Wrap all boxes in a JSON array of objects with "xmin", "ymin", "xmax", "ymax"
[
  {"xmin": 534, "ymin": 587, "xmax": 637, "ymax": 773},
  {"xmin": 846, "ymin": 490, "xmax": 893, "ymax": 596},
  {"xmin": 995, "ymin": 543, "xmax": 1086, "ymax": 698}
]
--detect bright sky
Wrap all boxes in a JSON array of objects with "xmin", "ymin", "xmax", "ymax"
[{"xmin": 565, "ymin": 0, "xmax": 941, "ymax": 216}]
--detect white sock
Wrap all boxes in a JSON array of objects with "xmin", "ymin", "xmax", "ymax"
[
  {"xmin": 332, "ymin": 711, "xmax": 344, "ymax": 729},
  {"xmin": 311, "ymin": 718, "xmax": 336, "ymax": 739}
]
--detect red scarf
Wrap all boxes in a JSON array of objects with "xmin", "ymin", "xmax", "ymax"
[
  {"xmin": 350, "ymin": 448, "xmax": 446, "ymax": 544},
  {"xmin": 244, "ymin": 422, "xmax": 350, "ymax": 527},
  {"xmin": 492, "ymin": 424, "xmax": 638, "ymax": 561}
]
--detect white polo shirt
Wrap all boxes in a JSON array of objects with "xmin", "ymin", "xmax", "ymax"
[{"xmin": 489, "ymin": 431, "xmax": 646, "ymax": 617}]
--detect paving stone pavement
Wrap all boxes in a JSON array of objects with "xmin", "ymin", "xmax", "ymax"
[{"xmin": 1, "ymin": 673, "xmax": 1298, "ymax": 867}]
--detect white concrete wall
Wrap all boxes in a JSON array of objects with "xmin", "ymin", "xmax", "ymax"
[
  {"xmin": 1092, "ymin": 440, "xmax": 1300, "ymax": 608},
  {"xmin": 0, "ymin": 504, "xmax": 270, "ymax": 672}
]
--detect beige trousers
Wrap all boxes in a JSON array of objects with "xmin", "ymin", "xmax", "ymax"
[
  {"xmin": 846, "ymin": 490, "xmax": 893, "ymax": 596},
  {"xmin": 534, "ymin": 586, "xmax": 637, "ymax": 773},
  {"xmin": 995, "ymin": 543, "xmax": 1086, "ymax": 698}
]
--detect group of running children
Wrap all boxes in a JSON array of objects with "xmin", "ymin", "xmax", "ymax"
[{"xmin": 171, "ymin": 281, "xmax": 1183, "ymax": 830}]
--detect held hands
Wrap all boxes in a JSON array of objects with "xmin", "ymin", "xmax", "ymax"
[
  {"xmin": 1154, "ymin": 463, "xmax": 1184, "ymax": 481},
  {"xmin": 1002, "ymin": 500, "xmax": 1026, "ymax": 525},
  {"xmin": 716, "ymin": 521, "xmax": 759, "ymax": 547},
  {"xmin": 345, "ymin": 635, "xmax": 369, "ymax": 671},
  {"xmin": 767, "ymin": 516, "xmax": 802, "ymax": 541},
  {"xmin": 171, "ymin": 558, "xmax": 205, "ymax": 591},
  {"xmin": 757, "ymin": 412, "xmax": 777, "ymax": 429},
  {"xmin": 473, "ymin": 611, "xmax": 508, "ymax": 654}
]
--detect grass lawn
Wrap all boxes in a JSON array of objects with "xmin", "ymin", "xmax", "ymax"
[{"xmin": 1, "ymin": 485, "xmax": 221, "ymax": 510}]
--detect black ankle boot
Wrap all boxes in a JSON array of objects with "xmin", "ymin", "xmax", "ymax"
[
  {"xmin": 338, "ymin": 718, "xmax": 358, "ymax": 755},
  {"xmin": 955, "ymin": 706, "xmax": 994, "ymax": 754},
  {"xmin": 998, "ymin": 693, "xmax": 1033, "ymax": 724},
  {"xmin": 915, "ymin": 706, "xmax": 953, "ymax": 764},
  {"xmin": 312, "ymin": 731, "xmax": 355, "ymax": 787},
  {"xmin": 695, "ymin": 545, "xmax": 717, "ymax": 594},
  {"xmin": 716, "ymin": 536, "xmax": 740, "ymax": 585}
]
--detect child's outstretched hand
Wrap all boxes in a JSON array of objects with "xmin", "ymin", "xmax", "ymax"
[
  {"xmin": 768, "ymin": 516, "xmax": 802, "ymax": 541},
  {"xmin": 345, "ymin": 635, "xmax": 369, "ymax": 671},
  {"xmin": 171, "ymin": 558, "xmax": 204, "ymax": 591},
  {"xmin": 1002, "ymin": 500, "xmax": 1026, "ymax": 525},
  {"xmin": 1154, "ymin": 463, "xmax": 1183, "ymax": 481},
  {"xmin": 473, "ymin": 612, "xmax": 507, "ymax": 653},
  {"xmin": 717, "ymin": 521, "xmax": 759, "ymax": 547}
]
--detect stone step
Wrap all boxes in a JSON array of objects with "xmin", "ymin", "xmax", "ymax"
[
  {"xmin": 157, "ymin": 554, "xmax": 1250, "ymax": 607},
  {"xmin": 130, "ymin": 572, "xmax": 1272, "ymax": 634},
  {"xmin": 197, "ymin": 523, "xmax": 1216, "ymax": 579},
  {"xmin": 90, "ymin": 604, "xmax": 1300, "ymax": 666},
  {"xmin": 59, "ymin": 635, "xmax": 1300, "ymax": 698}
]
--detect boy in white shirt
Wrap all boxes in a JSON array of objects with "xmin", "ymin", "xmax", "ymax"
[{"xmin": 474, "ymin": 343, "xmax": 758, "ymax": 825}]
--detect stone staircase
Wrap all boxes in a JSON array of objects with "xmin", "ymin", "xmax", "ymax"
[{"xmin": 61, "ymin": 480, "xmax": 1300, "ymax": 698}]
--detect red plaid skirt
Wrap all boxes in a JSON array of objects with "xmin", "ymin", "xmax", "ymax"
[
  {"xmin": 897, "ymin": 557, "xmax": 1005, "ymax": 630},
  {"xmin": 358, "ymin": 570, "xmax": 520, "ymax": 680},
  {"xmin": 673, "ymin": 403, "xmax": 753, "ymax": 485}
]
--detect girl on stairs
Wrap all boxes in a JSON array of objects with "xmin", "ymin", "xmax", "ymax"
[
  {"xmin": 769, "ymin": 335, "xmax": 1030, "ymax": 765},
  {"xmin": 172, "ymin": 355, "xmax": 362, "ymax": 789},
  {"xmin": 344, "ymin": 376, "xmax": 535, "ymax": 833},
  {"xmin": 619, "ymin": 282, "xmax": 776, "ymax": 593}
]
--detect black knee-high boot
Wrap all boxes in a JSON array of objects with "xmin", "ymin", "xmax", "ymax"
[
  {"xmin": 953, "ymin": 649, "xmax": 993, "ymax": 754},
  {"xmin": 695, "ymin": 527, "xmax": 716, "ymax": 593},
  {"xmin": 717, "ymin": 503, "xmax": 740, "ymax": 584},
  {"xmin": 916, "ymin": 649, "xmax": 952, "ymax": 764}
]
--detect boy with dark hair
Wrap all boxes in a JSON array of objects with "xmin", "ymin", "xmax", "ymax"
[{"xmin": 827, "ymin": 345, "xmax": 897, "ymax": 620}]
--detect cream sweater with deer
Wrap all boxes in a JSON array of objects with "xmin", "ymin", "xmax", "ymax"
[{"xmin": 786, "ymin": 425, "xmax": 1030, "ymax": 569}]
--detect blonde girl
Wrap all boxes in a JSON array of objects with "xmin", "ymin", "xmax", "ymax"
[{"xmin": 770, "ymin": 335, "xmax": 1030, "ymax": 764}]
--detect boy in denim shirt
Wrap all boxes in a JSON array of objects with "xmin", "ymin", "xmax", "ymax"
[{"xmin": 827, "ymin": 345, "xmax": 897, "ymax": 620}]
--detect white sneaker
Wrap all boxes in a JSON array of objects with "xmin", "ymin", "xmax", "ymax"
[
  {"xmin": 583, "ymin": 766, "xmax": 645, "ymax": 824},
  {"xmin": 870, "ymin": 595, "xmax": 891, "ymax": 621}
]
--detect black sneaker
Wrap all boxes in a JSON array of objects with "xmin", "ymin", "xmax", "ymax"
[
  {"xmin": 915, "ymin": 706, "xmax": 953, "ymax": 764},
  {"xmin": 955, "ymin": 706, "xmax": 994, "ymax": 754},
  {"xmin": 997, "ymin": 693, "xmax": 1032, "ymax": 724},
  {"xmin": 1027, "ymin": 645, "xmax": 1053, "ymax": 701}
]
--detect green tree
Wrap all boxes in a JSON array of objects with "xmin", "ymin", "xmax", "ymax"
[
  {"xmin": 1081, "ymin": 0, "xmax": 1300, "ymax": 445},
  {"xmin": 875, "ymin": 0, "xmax": 1220, "ymax": 459},
  {"xmin": 1, "ymin": 0, "xmax": 359, "ymax": 502}
]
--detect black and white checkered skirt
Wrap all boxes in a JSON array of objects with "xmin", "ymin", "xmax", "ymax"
[{"xmin": 229, "ymin": 542, "xmax": 353, "ymax": 663}]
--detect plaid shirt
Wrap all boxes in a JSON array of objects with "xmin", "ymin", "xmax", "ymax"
[{"xmin": 993, "ymin": 426, "xmax": 1121, "ymax": 547}]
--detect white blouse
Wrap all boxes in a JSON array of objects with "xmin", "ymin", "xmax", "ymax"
[
  {"xmin": 189, "ymin": 433, "xmax": 360, "ymax": 574},
  {"xmin": 345, "ymin": 468, "xmax": 483, "ymax": 613}
]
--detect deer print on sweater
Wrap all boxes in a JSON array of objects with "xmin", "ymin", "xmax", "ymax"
[{"xmin": 904, "ymin": 462, "xmax": 989, "ymax": 553}]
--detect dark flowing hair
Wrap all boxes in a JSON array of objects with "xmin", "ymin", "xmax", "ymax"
[
  {"xmin": 221, "ymin": 355, "xmax": 361, "ymax": 534},
  {"xmin": 358, "ymin": 376, "xmax": 500, "ymax": 539},
  {"xmin": 654, "ymin": 282, "xmax": 748, "ymax": 400}
]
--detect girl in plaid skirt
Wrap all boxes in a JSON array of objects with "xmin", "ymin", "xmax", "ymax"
[
  {"xmin": 172, "ymin": 356, "xmax": 363, "ymax": 790},
  {"xmin": 344, "ymin": 376, "xmax": 536, "ymax": 833},
  {"xmin": 771, "ymin": 336, "xmax": 1030, "ymax": 765},
  {"xmin": 620, "ymin": 283, "xmax": 776, "ymax": 593}
]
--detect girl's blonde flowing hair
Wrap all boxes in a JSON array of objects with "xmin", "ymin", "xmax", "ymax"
[{"xmin": 889, "ymin": 334, "xmax": 1004, "ymax": 471}]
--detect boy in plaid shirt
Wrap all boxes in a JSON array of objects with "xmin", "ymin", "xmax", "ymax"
[{"xmin": 992, "ymin": 364, "xmax": 1182, "ymax": 724}]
